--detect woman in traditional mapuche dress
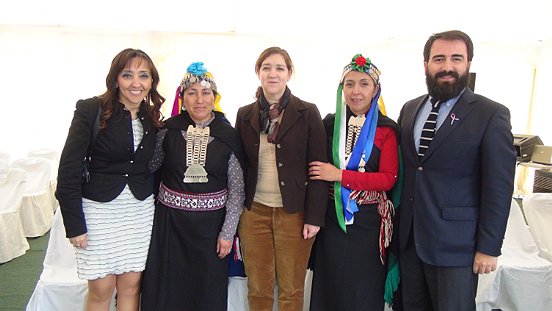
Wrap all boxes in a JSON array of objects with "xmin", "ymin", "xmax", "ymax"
[
  {"xmin": 308, "ymin": 54, "xmax": 399, "ymax": 311},
  {"xmin": 140, "ymin": 62, "xmax": 245, "ymax": 311},
  {"xmin": 56, "ymin": 48, "xmax": 164, "ymax": 310}
]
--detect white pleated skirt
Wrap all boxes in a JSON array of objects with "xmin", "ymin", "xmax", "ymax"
[{"xmin": 77, "ymin": 185, "xmax": 154, "ymax": 280}]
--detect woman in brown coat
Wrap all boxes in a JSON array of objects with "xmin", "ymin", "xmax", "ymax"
[{"xmin": 235, "ymin": 46, "xmax": 328, "ymax": 311}]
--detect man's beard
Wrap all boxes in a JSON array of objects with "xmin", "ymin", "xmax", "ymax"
[{"xmin": 425, "ymin": 70, "xmax": 469, "ymax": 102}]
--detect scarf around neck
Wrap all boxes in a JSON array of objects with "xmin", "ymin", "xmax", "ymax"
[{"xmin": 259, "ymin": 86, "xmax": 291, "ymax": 143}]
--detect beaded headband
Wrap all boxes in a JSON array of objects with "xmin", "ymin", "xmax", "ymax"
[
  {"xmin": 171, "ymin": 61, "xmax": 222, "ymax": 116},
  {"xmin": 179, "ymin": 62, "xmax": 218, "ymax": 95},
  {"xmin": 340, "ymin": 54, "xmax": 380, "ymax": 85}
]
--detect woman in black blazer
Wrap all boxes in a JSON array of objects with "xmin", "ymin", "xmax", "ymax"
[{"xmin": 56, "ymin": 48, "xmax": 164, "ymax": 310}]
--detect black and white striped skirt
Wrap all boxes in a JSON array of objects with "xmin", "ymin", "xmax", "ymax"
[{"xmin": 76, "ymin": 185, "xmax": 154, "ymax": 280}]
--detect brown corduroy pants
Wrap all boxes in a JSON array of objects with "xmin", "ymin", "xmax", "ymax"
[{"xmin": 238, "ymin": 202, "xmax": 314, "ymax": 311}]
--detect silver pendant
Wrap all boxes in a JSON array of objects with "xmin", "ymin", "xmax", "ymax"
[
  {"xmin": 183, "ymin": 163, "xmax": 208, "ymax": 183},
  {"xmin": 358, "ymin": 158, "xmax": 366, "ymax": 172}
]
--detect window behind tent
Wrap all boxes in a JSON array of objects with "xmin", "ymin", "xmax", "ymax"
[{"xmin": 468, "ymin": 72, "xmax": 476, "ymax": 91}]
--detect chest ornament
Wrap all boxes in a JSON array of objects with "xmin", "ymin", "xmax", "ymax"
[{"xmin": 183, "ymin": 125, "xmax": 210, "ymax": 183}]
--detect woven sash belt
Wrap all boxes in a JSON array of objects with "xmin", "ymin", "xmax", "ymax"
[{"xmin": 158, "ymin": 182, "xmax": 228, "ymax": 211}]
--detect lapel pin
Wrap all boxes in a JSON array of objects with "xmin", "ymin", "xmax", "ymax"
[{"xmin": 450, "ymin": 113, "xmax": 459, "ymax": 125}]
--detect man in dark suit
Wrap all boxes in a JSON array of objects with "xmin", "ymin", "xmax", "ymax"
[{"xmin": 397, "ymin": 30, "xmax": 517, "ymax": 311}]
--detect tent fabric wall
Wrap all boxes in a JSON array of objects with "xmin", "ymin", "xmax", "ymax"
[
  {"xmin": 0, "ymin": 24, "xmax": 550, "ymax": 160},
  {"xmin": 1, "ymin": 0, "xmax": 551, "ymax": 158}
]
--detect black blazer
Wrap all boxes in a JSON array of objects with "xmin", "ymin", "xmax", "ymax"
[
  {"xmin": 56, "ymin": 97, "xmax": 157, "ymax": 238},
  {"xmin": 397, "ymin": 89, "xmax": 516, "ymax": 266},
  {"xmin": 235, "ymin": 94, "xmax": 328, "ymax": 226}
]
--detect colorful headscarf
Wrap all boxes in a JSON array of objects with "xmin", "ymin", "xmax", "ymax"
[
  {"xmin": 339, "ymin": 54, "xmax": 381, "ymax": 86},
  {"xmin": 333, "ymin": 54, "xmax": 382, "ymax": 232},
  {"xmin": 171, "ymin": 62, "xmax": 223, "ymax": 116}
]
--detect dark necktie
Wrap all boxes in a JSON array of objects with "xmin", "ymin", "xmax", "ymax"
[{"xmin": 418, "ymin": 98, "xmax": 442, "ymax": 159}]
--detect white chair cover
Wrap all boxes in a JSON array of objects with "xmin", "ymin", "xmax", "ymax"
[
  {"xmin": 304, "ymin": 269, "xmax": 313, "ymax": 311},
  {"xmin": 11, "ymin": 157, "xmax": 54, "ymax": 237},
  {"xmin": 0, "ymin": 167, "xmax": 30, "ymax": 263},
  {"xmin": 523, "ymin": 193, "xmax": 552, "ymax": 263},
  {"xmin": 26, "ymin": 210, "xmax": 116, "ymax": 311},
  {"xmin": 0, "ymin": 150, "xmax": 10, "ymax": 163},
  {"xmin": 27, "ymin": 148, "xmax": 60, "ymax": 212},
  {"xmin": 228, "ymin": 277, "xmax": 250, "ymax": 311},
  {"xmin": 27, "ymin": 149, "xmax": 60, "ymax": 181},
  {"xmin": 476, "ymin": 199, "xmax": 552, "ymax": 311}
]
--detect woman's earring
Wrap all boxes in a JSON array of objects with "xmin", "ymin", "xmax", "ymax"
[{"xmin": 115, "ymin": 83, "xmax": 119, "ymax": 88}]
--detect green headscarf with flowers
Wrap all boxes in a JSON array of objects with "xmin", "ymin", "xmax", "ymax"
[{"xmin": 333, "ymin": 54, "xmax": 382, "ymax": 231}]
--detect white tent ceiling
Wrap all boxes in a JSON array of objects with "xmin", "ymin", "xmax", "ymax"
[
  {"xmin": 2, "ymin": 0, "xmax": 551, "ymax": 43},
  {"xmin": 1, "ymin": 0, "xmax": 551, "ymax": 160}
]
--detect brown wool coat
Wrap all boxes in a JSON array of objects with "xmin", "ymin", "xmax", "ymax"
[{"xmin": 235, "ymin": 94, "xmax": 328, "ymax": 226}]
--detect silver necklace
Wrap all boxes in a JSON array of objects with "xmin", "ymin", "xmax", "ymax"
[{"xmin": 183, "ymin": 125, "xmax": 209, "ymax": 183}]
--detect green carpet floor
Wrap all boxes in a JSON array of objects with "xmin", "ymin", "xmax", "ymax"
[{"xmin": 0, "ymin": 231, "xmax": 49, "ymax": 311}]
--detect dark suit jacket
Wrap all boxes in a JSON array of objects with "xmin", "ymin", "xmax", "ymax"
[
  {"xmin": 397, "ymin": 89, "xmax": 516, "ymax": 266},
  {"xmin": 235, "ymin": 94, "xmax": 328, "ymax": 226},
  {"xmin": 56, "ymin": 97, "xmax": 157, "ymax": 238}
]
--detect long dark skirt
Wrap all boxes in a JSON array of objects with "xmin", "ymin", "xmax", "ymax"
[
  {"xmin": 310, "ymin": 202, "xmax": 386, "ymax": 311},
  {"xmin": 141, "ymin": 202, "xmax": 228, "ymax": 311}
]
